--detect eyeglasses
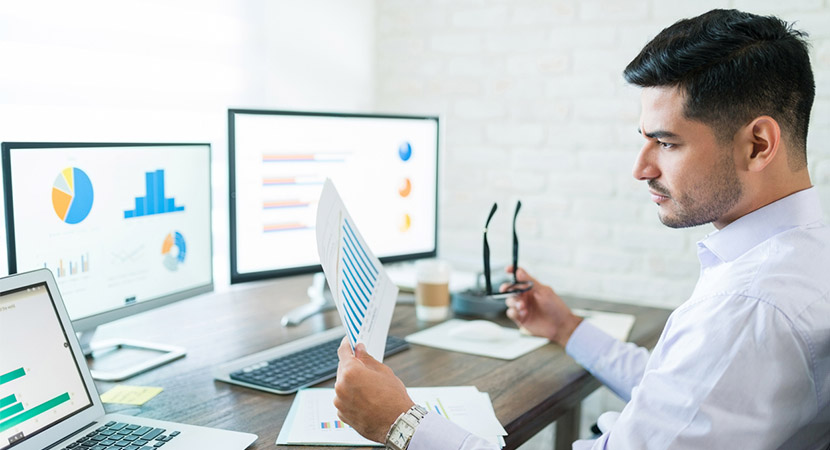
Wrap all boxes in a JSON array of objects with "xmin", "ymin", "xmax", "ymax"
[{"xmin": 481, "ymin": 200, "xmax": 533, "ymax": 298}]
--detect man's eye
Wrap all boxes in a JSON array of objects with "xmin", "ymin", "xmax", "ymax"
[{"xmin": 657, "ymin": 140, "xmax": 675, "ymax": 149}]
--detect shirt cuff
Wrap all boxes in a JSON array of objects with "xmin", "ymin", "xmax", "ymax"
[
  {"xmin": 408, "ymin": 412, "xmax": 470, "ymax": 450},
  {"xmin": 565, "ymin": 320, "xmax": 618, "ymax": 370}
]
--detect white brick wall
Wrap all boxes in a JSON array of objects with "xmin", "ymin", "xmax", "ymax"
[{"xmin": 375, "ymin": 0, "xmax": 830, "ymax": 309}]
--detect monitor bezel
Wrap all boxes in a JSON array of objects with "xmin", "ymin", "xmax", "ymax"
[
  {"xmin": 1, "ymin": 142, "xmax": 214, "ymax": 332},
  {"xmin": 227, "ymin": 109, "xmax": 440, "ymax": 285}
]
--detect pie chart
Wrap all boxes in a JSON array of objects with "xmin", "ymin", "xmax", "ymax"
[
  {"xmin": 52, "ymin": 167, "xmax": 94, "ymax": 224},
  {"xmin": 398, "ymin": 141, "xmax": 412, "ymax": 161},
  {"xmin": 162, "ymin": 231, "xmax": 186, "ymax": 271},
  {"xmin": 399, "ymin": 213, "xmax": 411, "ymax": 232},
  {"xmin": 398, "ymin": 178, "xmax": 412, "ymax": 197}
]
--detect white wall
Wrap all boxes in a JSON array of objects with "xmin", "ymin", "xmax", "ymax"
[
  {"xmin": 0, "ymin": 0, "xmax": 376, "ymax": 287},
  {"xmin": 374, "ymin": 0, "xmax": 830, "ymax": 309}
]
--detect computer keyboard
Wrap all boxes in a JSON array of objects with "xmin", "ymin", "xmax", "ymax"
[
  {"xmin": 62, "ymin": 421, "xmax": 180, "ymax": 450},
  {"xmin": 225, "ymin": 333, "xmax": 409, "ymax": 394}
]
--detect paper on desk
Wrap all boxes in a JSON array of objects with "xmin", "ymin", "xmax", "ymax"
[
  {"xmin": 316, "ymin": 179, "xmax": 399, "ymax": 362},
  {"xmin": 276, "ymin": 388, "xmax": 381, "ymax": 446},
  {"xmin": 276, "ymin": 387, "xmax": 506, "ymax": 447},
  {"xmin": 408, "ymin": 387, "xmax": 506, "ymax": 445},
  {"xmin": 571, "ymin": 309, "xmax": 636, "ymax": 342},
  {"xmin": 405, "ymin": 319, "xmax": 549, "ymax": 360}
]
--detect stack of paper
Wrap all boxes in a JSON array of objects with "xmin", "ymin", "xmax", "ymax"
[{"xmin": 276, "ymin": 387, "xmax": 506, "ymax": 447}]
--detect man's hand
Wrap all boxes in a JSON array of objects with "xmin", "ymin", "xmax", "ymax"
[
  {"xmin": 503, "ymin": 267, "xmax": 583, "ymax": 347},
  {"xmin": 334, "ymin": 337, "xmax": 415, "ymax": 443}
]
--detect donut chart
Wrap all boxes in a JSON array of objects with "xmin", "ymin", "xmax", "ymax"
[{"xmin": 162, "ymin": 231, "xmax": 187, "ymax": 271}]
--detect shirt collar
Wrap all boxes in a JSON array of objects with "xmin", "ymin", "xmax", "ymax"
[{"xmin": 697, "ymin": 187, "xmax": 823, "ymax": 267}]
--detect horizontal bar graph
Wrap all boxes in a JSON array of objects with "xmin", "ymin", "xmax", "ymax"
[
  {"xmin": 262, "ymin": 176, "xmax": 324, "ymax": 186},
  {"xmin": 0, "ymin": 392, "xmax": 71, "ymax": 433},
  {"xmin": 263, "ymin": 153, "xmax": 347, "ymax": 163},
  {"xmin": 124, "ymin": 170, "xmax": 184, "ymax": 218},
  {"xmin": 0, "ymin": 368, "xmax": 25, "ymax": 386},
  {"xmin": 262, "ymin": 200, "xmax": 311, "ymax": 210},
  {"xmin": 0, "ymin": 395, "xmax": 16, "ymax": 409},
  {"xmin": 339, "ymin": 218, "xmax": 379, "ymax": 344},
  {"xmin": 0, "ymin": 403, "xmax": 23, "ymax": 421},
  {"xmin": 263, "ymin": 222, "xmax": 314, "ymax": 233}
]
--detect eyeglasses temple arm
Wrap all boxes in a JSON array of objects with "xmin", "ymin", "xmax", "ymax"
[
  {"xmin": 484, "ymin": 203, "xmax": 498, "ymax": 295},
  {"xmin": 512, "ymin": 200, "xmax": 522, "ymax": 284}
]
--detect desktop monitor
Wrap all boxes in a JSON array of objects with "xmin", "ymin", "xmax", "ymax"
[
  {"xmin": 2, "ymin": 142, "xmax": 213, "ymax": 380},
  {"xmin": 228, "ymin": 109, "xmax": 439, "ymax": 289}
]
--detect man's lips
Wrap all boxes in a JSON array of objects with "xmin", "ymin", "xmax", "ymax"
[{"xmin": 649, "ymin": 189, "xmax": 670, "ymax": 203}]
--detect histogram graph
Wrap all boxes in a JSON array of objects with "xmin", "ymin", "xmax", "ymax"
[
  {"xmin": 124, "ymin": 170, "xmax": 185, "ymax": 218},
  {"xmin": 338, "ymin": 217, "xmax": 379, "ymax": 344},
  {"xmin": 0, "ymin": 367, "xmax": 71, "ymax": 434}
]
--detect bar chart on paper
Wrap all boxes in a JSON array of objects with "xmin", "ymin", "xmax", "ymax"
[
  {"xmin": 316, "ymin": 178, "xmax": 398, "ymax": 362},
  {"xmin": 338, "ymin": 217, "xmax": 379, "ymax": 345}
]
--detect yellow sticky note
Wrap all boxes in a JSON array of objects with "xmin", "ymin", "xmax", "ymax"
[{"xmin": 100, "ymin": 385, "xmax": 163, "ymax": 405}]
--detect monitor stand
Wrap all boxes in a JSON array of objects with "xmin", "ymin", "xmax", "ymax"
[
  {"xmin": 78, "ymin": 328, "xmax": 186, "ymax": 381},
  {"xmin": 281, "ymin": 272, "xmax": 336, "ymax": 327}
]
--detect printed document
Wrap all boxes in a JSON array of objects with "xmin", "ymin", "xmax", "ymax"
[{"xmin": 316, "ymin": 179, "xmax": 399, "ymax": 362}]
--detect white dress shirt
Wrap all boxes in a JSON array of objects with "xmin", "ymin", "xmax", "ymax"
[{"xmin": 408, "ymin": 187, "xmax": 830, "ymax": 450}]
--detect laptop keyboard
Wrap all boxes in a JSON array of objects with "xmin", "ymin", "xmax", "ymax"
[
  {"xmin": 62, "ymin": 421, "xmax": 179, "ymax": 449},
  {"xmin": 229, "ymin": 334, "xmax": 409, "ymax": 394}
]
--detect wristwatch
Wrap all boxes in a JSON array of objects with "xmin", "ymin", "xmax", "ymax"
[{"xmin": 385, "ymin": 404, "xmax": 428, "ymax": 450}]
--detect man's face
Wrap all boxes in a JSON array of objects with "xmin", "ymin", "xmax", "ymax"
[{"xmin": 633, "ymin": 86, "xmax": 743, "ymax": 229}]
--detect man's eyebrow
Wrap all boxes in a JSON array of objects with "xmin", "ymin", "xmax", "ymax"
[{"xmin": 637, "ymin": 128, "xmax": 679, "ymax": 139}]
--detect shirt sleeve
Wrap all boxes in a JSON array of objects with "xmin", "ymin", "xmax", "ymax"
[
  {"xmin": 574, "ymin": 295, "xmax": 817, "ymax": 449},
  {"xmin": 565, "ymin": 320, "xmax": 650, "ymax": 402},
  {"xmin": 409, "ymin": 412, "xmax": 501, "ymax": 450}
]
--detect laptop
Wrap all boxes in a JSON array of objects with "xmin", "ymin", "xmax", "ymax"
[{"xmin": 0, "ymin": 269, "xmax": 257, "ymax": 450}]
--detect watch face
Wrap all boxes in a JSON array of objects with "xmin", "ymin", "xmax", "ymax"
[
  {"xmin": 390, "ymin": 421, "xmax": 414, "ymax": 448},
  {"xmin": 391, "ymin": 431, "xmax": 407, "ymax": 448}
]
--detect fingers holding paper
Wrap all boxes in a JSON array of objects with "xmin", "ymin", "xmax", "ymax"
[
  {"xmin": 503, "ymin": 266, "xmax": 583, "ymax": 347},
  {"xmin": 334, "ymin": 337, "xmax": 415, "ymax": 443}
]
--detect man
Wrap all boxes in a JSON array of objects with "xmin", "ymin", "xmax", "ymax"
[{"xmin": 335, "ymin": 9, "xmax": 830, "ymax": 449}]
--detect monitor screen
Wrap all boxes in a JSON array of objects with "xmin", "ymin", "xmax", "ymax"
[
  {"xmin": 229, "ymin": 110, "xmax": 439, "ymax": 283},
  {"xmin": 2, "ymin": 143, "xmax": 213, "ymax": 331},
  {"xmin": 0, "ymin": 282, "xmax": 94, "ymax": 449}
]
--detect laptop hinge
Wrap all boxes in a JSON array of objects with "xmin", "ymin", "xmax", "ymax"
[{"xmin": 43, "ymin": 421, "xmax": 97, "ymax": 450}]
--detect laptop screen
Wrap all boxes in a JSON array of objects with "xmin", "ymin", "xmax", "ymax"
[{"xmin": 0, "ymin": 283, "xmax": 93, "ymax": 449}]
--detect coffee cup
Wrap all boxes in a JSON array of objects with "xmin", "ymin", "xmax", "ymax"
[{"xmin": 415, "ymin": 259, "xmax": 451, "ymax": 321}]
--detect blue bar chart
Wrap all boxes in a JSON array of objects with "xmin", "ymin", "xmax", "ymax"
[
  {"xmin": 338, "ymin": 217, "xmax": 379, "ymax": 344},
  {"xmin": 124, "ymin": 170, "xmax": 185, "ymax": 218}
]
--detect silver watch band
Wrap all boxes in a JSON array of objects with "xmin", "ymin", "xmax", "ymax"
[{"xmin": 385, "ymin": 404, "xmax": 428, "ymax": 450}]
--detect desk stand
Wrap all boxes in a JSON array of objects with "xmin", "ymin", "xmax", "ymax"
[
  {"xmin": 281, "ymin": 273, "xmax": 336, "ymax": 327},
  {"xmin": 79, "ymin": 328, "xmax": 186, "ymax": 381}
]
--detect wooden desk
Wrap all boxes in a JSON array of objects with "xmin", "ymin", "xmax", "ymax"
[{"xmin": 93, "ymin": 275, "xmax": 670, "ymax": 450}]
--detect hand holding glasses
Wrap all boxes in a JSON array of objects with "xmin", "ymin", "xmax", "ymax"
[{"xmin": 479, "ymin": 200, "xmax": 533, "ymax": 299}]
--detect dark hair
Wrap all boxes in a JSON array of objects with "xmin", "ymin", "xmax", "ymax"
[{"xmin": 624, "ymin": 9, "xmax": 815, "ymax": 169}]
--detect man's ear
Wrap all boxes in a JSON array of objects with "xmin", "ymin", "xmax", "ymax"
[{"xmin": 742, "ymin": 116, "xmax": 781, "ymax": 173}]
